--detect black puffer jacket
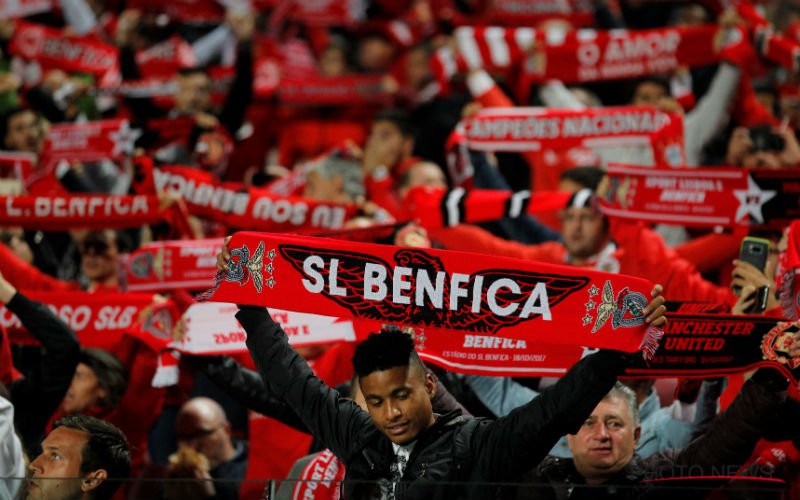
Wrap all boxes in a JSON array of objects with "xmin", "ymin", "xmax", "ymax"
[{"xmin": 236, "ymin": 306, "xmax": 627, "ymax": 500}]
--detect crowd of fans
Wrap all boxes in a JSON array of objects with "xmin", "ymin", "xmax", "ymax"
[{"xmin": 1, "ymin": 0, "xmax": 800, "ymax": 499}]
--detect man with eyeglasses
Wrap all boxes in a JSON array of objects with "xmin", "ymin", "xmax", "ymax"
[{"xmin": 167, "ymin": 397, "xmax": 247, "ymax": 500}]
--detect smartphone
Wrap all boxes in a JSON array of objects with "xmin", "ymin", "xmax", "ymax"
[
  {"xmin": 733, "ymin": 236, "xmax": 771, "ymax": 297},
  {"xmin": 745, "ymin": 285, "xmax": 770, "ymax": 314}
]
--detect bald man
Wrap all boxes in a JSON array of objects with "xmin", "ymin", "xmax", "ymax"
[{"xmin": 170, "ymin": 397, "xmax": 247, "ymax": 500}]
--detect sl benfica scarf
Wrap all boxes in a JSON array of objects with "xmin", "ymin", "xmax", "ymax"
[
  {"xmin": 277, "ymin": 75, "xmax": 389, "ymax": 106},
  {"xmin": 452, "ymin": 25, "xmax": 722, "ymax": 79},
  {"xmin": 41, "ymin": 119, "xmax": 141, "ymax": 165},
  {"xmin": 9, "ymin": 21, "xmax": 119, "ymax": 82},
  {"xmin": 201, "ymin": 232, "xmax": 663, "ymax": 356},
  {"xmin": 149, "ymin": 164, "xmax": 356, "ymax": 232},
  {"xmin": 172, "ymin": 302, "xmax": 358, "ymax": 355},
  {"xmin": 126, "ymin": 238, "xmax": 223, "ymax": 292},
  {"xmin": 404, "ymin": 186, "xmax": 571, "ymax": 229},
  {"xmin": 601, "ymin": 164, "xmax": 800, "ymax": 230},
  {"xmin": 0, "ymin": 194, "xmax": 164, "ymax": 230},
  {"xmin": 458, "ymin": 106, "xmax": 685, "ymax": 167},
  {"xmin": 3, "ymin": 291, "xmax": 157, "ymax": 351}
]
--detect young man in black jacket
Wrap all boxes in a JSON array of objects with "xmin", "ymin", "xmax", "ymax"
[{"xmin": 219, "ymin": 241, "xmax": 667, "ymax": 499}]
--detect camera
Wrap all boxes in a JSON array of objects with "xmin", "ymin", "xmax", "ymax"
[{"xmin": 749, "ymin": 126, "xmax": 785, "ymax": 153}]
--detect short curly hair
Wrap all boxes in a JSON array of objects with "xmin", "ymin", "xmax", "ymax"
[{"xmin": 351, "ymin": 327, "xmax": 423, "ymax": 378}]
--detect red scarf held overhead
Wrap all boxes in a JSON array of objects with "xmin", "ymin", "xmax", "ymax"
[
  {"xmin": 404, "ymin": 186, "xmax": 571, "ymax": 229},
  {"xmin": 41, "ymin": 119, "xmax": 140, "ymax": 165},
  {"xmin": 201, "ymin": 232, "xmax": 663, "ymax": 356},
  {"xmin": 141, "ymin": 162, "xmax": 357, "ymax": 232},
  {"xmin": 601, "ymin": 164, "xmax": 800, "ymax": 230},
  {"xmin": 9, "ymin": 21, "xmax": 119, "ymax": 81},
  {"xmin": 451, "ymin": 24, "xmax": 722, "ymax": 78},
  {"xmin": 523, "ymin": 24, "xmax": 725, "ymax": 84},
  {"xmin": 457, "ymin": 106, "xmax": 685, "ymax": 168},
  {"xmin": 3, "ymin": 291, "xmax": 158, "ymax": 351},
  {"xmin": 125, "ymin": 238, "xmax": 223, "ymax": 292},
  {"xmin": 173, "ymin": 302, "xmax": 360, "ymax": 355},
  {"xmin": 276, "ymin": 75, "xmax": 390, "ymax": 106},
  {"xmin": 736, "ymin": 2, "xmax": 800, "ymax": 73},
  {"xmin": 406, "ymin": 312, "xmax": 800, "ymax": 387},
  {"xmin": 0, "ymin": 194, "xmax": 164, "ymax": 230}
]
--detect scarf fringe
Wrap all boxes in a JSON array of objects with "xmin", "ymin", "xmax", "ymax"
[
  {"xmin": 195, "ymin": 270, "xmax": 226, "ymax": 302},
  {"xmin": 640, "ymin": 325, "xmax": 664, "ymax": 362}
]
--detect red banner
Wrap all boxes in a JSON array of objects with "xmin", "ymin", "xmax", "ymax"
[
  {"xmin": 277, "ymin": 75, "xmax": 389, "ymax": 106},
  {"xmin": 126, "ymin": 238, "xmax": 222, "ymax": 292},
  {"xmin": 202, "ymin": 232, "xmax": 662, "ymax": 354},
  {"xmin": 42, "ymin": 119, "xmax": 140, "ymax": 164},
  {"xmin": 525, "ymin": 25, "xmax": 723, "ymax": 84},
  {"xmin": 9, "ymin": 21, "xmax": 119, "ymax": 80},
  {"xmin": 3, "ymin": 292, "xmax": 157, "ymax": 350},
  {"xmin": 602, "ymin": 165, "xmax": 800, "ymax": 229},
  {"xmin": 152, "ymin": 165, "xmax": 356, "ymax": 232},
  {"xmin": 460, "ymin": 106, "xmax": 685, "ymax": 167},
  {"xmin": 0, "ymin": 195, "xmax": 164, "ymax": 230}
]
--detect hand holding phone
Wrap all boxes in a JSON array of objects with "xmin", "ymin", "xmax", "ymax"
[{"xmin": 732, "ymin": 237, "xmax": 770, "ymax": 296}]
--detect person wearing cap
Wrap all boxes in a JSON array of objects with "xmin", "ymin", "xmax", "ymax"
[{"xmin": 429, "ymin": 187, "xmax": 736, "ymax": 305}]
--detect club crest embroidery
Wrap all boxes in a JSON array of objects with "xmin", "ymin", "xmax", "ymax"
[
  {"xmin": 130, "ymin": 249, "xmax": 164, "ymax": 279},
  {"xmin": 585, "ymin": 280, "xmax": 647, "ymax": 333},
  {"xmin": 761, "ymin": 320, "xmax": 800, "ymax": 369},
  {"xmin": 225, "ymin": 241, "xmax": 276, "ymax": 293}
]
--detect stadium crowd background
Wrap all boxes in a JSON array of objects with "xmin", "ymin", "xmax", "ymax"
[{"xmin": 1, "ymin": 0, "xmax": 800, "ymax": 499}]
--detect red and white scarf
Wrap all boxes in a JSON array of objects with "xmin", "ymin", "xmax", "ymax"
[
  {"xmin": 149, "ymin": 164, "xmax": 357, "ymax": 232},
  {"xmin": 9, "ymin": 21, "xmax": 120, "ymax": 84},
  {"xmin": 3, "ymin": 291, "xmax": 158, "ymax": 351},
  {"xmin": 601, "ymin": 164, "xmax": 800, "ymax": 230},
  {"xmin": 0, "ymin": 194, "xmax": 164, "ymax": 230},
  {"xmin": 404, "ymin": 186, "xmax": 570, "ymax": 229},
  {"xmin": 457, "ymin": 106, "xmax": 685, "ymax": 167},
  {"xmin": 201, "ymin": 232, "xmax": 663, "ymax": 356},
  {"xmin": 125, "ymin": 238, "xmax": 223, "ymax": 292},
  {"xmin": 41, "ymin": 119, "xmax": 140, "ymax": 165}
]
